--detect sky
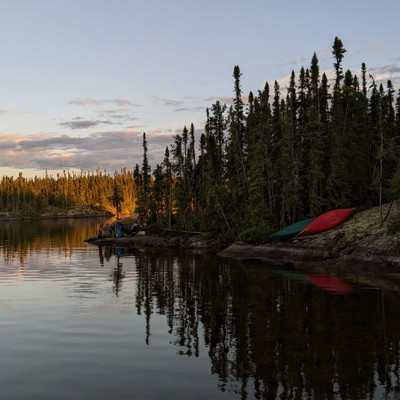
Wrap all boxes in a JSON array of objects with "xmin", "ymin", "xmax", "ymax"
[{"xmin": 0, "ymin": 0, "xmax": 399, "ymax": 178}]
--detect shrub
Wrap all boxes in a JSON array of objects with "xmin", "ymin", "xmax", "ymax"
[
  {"xmin": 236, "ymin": 226, "xmax": 272, "ymax": 244},
  {"xmin": 386, "ymin": 214, "xmax": 400, "ymax": 235}
]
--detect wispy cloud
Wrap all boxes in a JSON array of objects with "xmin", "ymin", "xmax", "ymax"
[
  {"xmin": 126, "ymin": 125, "xmax": 143, "ymax": 129},
  {"xmin": 285, "ymin": 54, "xmax": 310, "ymax": 66},
  {"xmin": 152, "ymin": 96, "xmax": 184, "ymax": 106},
  {"xmin": 202, "ymin": 95, "xmax": 248, "ymax": 106},
  {"xmin": 109, "ymin": 115, "xmax": 138, "ymax": 121},
  {"xmin": 60, "ymin": 119, "xmax": 116, "ymax": 130},
  {"xmin": 358, "ymin": 45, "xmax": 380, "ymax": 54},
  {"xmin": 367, "ymin": 62, "xmax": 400, "ymax": 88},
  {"xmin": 96, "ymin": 108, "xmax": 128, "ymax": 114},
  {"xmin": 69, "ymin": 98, "xmax": 141, "ymax": 107},
  {"xmin": 0, "ymin": 110, "xmax": 9, "ymax": 114},
  {"xmin": 369, "ymin": 64, "xmax": 400, "ymax": 76},
  {"xmin": 285, "ymin": 49, "xmax": 331, "ymax": 68},
  {"xmin": 174, "ymin": 106, "xmax": 205, "ymax": 112},
  {"xmin": 315, "ymin": 49, "xmax": 331, "ymax": 61}
]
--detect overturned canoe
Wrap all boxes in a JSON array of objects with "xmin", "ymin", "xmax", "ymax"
[
  {"xmin": 269, "ymin": 218, "xmax": 315, "ymax": 242},
  {"xmin": 296, "ymin": 208, "xmax": 354, "ymax": 237}
]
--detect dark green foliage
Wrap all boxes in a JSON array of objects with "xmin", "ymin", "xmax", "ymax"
[
  {"xmin": 133, "ymin": 37, "xmax": 400, "ymax": 240},
  {"xmin": 4, "ymin": 37, "xmax": 400, "ymax": 242},
  {"xmin": 236, "ymin": 225, "xmax": 274, "ymax": 244},
  {"xmin": 386, "ymin": 214, "xmax": 400, "ymax": 234}
]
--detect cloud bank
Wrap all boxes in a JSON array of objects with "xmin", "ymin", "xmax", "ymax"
[{"xmin": 0, "ymin": 130, "xmax": 174, "ymax": 173}]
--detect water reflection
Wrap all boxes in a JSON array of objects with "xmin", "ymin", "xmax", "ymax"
[
  {"xmin": 0, "ymin": 217, "xmax": 103, "ymax": 264},
  {"xmin": 120, "ymin": 250, "xmax": 400, "ymax": 399},
  {"xmin": 111, "ymin": 248, "xmax": 125, "ymax": 296},
  {"xmin": 1, "ymin": 219, "xmax": 400, "ymax": 399},
  {"xmin": 274, "ymin": 266, "xmax": 353, "ymax": 294}
]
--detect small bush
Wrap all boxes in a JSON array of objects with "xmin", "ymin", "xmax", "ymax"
[
  {"xmin": 387, "ymin": 214, "xmax": 400, "ymax": 235},
  {"xmin": 236, "ymin": 226, "xmax": 272, "ymax": 244}
]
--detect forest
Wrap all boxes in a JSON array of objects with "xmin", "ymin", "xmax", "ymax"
[{"xmin": 1, "ymin": 37, "xmax": 400, "ymax": 241}]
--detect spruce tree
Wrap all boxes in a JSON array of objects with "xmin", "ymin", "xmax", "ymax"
[
  {"xmin": 141, "ymin": 132, "xmax": 151, "ymax": 219},
  {"xmin": 225, "ymin": 65, "xmax": 248, "ymax": 233},
  {"xmin": 332, "ymin": 36, "xmax": 347, "ymax": 93},
  {"xmin": 327, "ymin": 37, "xmax": 351, "ymax": 208}
]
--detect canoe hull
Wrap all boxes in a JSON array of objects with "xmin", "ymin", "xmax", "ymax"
[
  {"xmin": 269, "ymin": 218, "xmax": 315, "ymax": 242},
  {"xmin": 296, "ymin": 208, "xmax": 354, "ymax": 237}
]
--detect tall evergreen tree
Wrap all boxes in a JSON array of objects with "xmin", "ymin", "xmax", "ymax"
[
  {"xmin": 225, "ymin": 65, "xmax": 248, "ymax": 232},
  {"xmin": 141, "ymin": 132, "xmax": 151, "ymax": 218},
  {"xmin": 327, "ymin": 37, "xmax": 351, "ymax": 208},
  {"xmin": 332, "ymin": 36, "xmax": 347, "ymax": 93}
]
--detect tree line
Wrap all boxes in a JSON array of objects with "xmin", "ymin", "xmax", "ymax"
[
  {"xmin": 2, "ymin": 37, "xmax": 400, "ymax": 241},
  {"xmin": 135, "ymin": 37, "xmax": 400, "ymax": 240},
  {"xmin": 0, "ymin": 169, "xmax": 136, "ymax": 217}
]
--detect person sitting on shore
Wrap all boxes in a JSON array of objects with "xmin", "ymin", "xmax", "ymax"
[
  {"xmin": 103, "ymin": 223, "xmax": 112, "ymax": 238},
  {"xmin": 115, "ymin": 221, "xmax": 123, "ymax": 238},
  {"xmin": 131, "ymin": 222, "xmax": 140, "ymax": 235},
  {"xmin": 98, "ymin": 222, "xmax": 104, "ymax": 239}
]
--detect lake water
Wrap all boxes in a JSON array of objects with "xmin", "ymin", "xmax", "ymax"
[{"xmin": 1, "ymin": 218, "xmax": 400, "ymax": 400}]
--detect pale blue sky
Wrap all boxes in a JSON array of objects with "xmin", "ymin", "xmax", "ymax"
[{"xmin": 1, "ymin": 0, "xmax": 399, "ymax": 177}]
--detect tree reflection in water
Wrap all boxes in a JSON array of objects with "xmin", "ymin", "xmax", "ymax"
[
  {"xmin": 131, "ymin": 251, "xmax": 400, "ymax": 400},
  {"xmin": 0, "ymin": 217, "xmax": 101, "ymax": 264},
  {"xmin": 2, "ymin": 217, "xmax": 398, "ymax": 399},
  {"xmin": 109, "ymin": 247, "xmax": 125, "ymax": 297}
]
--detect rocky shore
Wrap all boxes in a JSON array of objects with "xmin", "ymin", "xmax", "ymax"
[
  {"xmin": 86, "ymin": 202, "xmax": 400, "ymax": 270},
  {"xmin": 219, "ymin": 202, "xmax": 400, "ymax": 269},
  {"xmin": 85, "ymin": 231, "xmax": 227, "ymax": 251}
]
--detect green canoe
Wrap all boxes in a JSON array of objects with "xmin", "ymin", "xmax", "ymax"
[{"xmin": 269, "ymin": 218, "xmax": 315, "ymax": 242}]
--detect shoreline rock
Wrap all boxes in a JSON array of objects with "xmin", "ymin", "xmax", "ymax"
[
  {"xmin": 219, "ymin": 202, "xmax": 400, "ymax": 270},
  {"xmin": 85, "ymin": 232, "xmax": 227, "ymax": 251},
  {"xmin": 85, "ymin": 202, "xmax": 400, "ymax": 270}
]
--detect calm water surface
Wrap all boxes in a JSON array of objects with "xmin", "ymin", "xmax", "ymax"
[{"xmin": 1, "ymin": 218, "xmax": 400, "ymax": 400}]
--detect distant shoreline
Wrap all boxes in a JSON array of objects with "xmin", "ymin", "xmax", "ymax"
[
  {"xmin": 0, "ymin": 214, "xmax": 110, "ymax": 222},
  {"xmin": 0, "ymin": 206, "xmax": 112, "ymax": 222}
]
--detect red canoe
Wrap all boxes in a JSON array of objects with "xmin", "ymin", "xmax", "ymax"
[{"xmin": 296, "ymin": 208, "xmax": 354, "ymax": 237}]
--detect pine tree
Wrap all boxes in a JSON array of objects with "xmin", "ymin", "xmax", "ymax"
[
  {"xmin": 310, "ymin": 52, "xmax": 320, "ymax": 113},
  {"xmin": 327, "ymin": 37, "xmax": 351, "ymax": 208},
  {"xmin": 332, "ymin": 36, "xmax": 347, "ymax": 93},
  {"xmin": 225, "ymin": 66, "xmax": 248, "ymax": 233},
  {"xmin": 361, "ymin": 62, "xmax": 367, "ymax": 96},
  {"xmin": 141, "ymin": 133, "xmax": 151, "ymax": 219},
  {"xmin": 247, "ymin": 90, "xmax": 270, "ymax": 232},
  {"xmin": 110, "ymin": 178, "xmax": 124, "ymax": 219},
  {"xmin": 163, "ymin": 147, "xmax": 173, "ymax": 228}
]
